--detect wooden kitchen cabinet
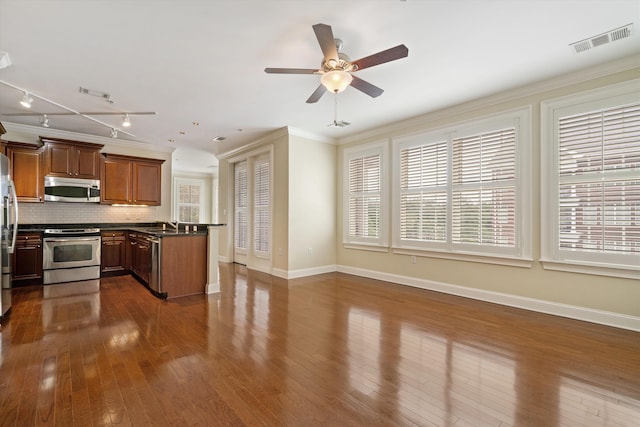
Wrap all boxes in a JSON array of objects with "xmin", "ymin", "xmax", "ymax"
[
  {"xmin": 5, "ymin": 142, "xmax": 45, "ymax": 203},
  {"xmin": 41, "ymin": 137, "xmax": 103, "ymax": 179},
  {"xmin": 161, "ymin": 235, "xmax": 207, "ymax": 299},
  {"xmin": 101, "ymin": 154, "xmax": 164, "ymax": 205},
  {"xmin": 129, "ymin": 233, "xmax": 151, "ymax": 285},
  {"xmin": 12, "ymin": 232, "xmax": 43, "ymax": 286},
  {"xmin": 101, "ymin": 231, "xmax": 127, "ymax": 275}
]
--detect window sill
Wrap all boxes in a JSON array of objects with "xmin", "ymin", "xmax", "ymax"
[
  {"xmin": 343, "ymin": 243, "xmax": 390, "ymax": 253},
  {"xmin": 393, "ymin": 247, "xmax": 533, "ymax": 268},
  {"xmin": 540, "ymin": 259, "xmax": 639, "ymax": 280}
]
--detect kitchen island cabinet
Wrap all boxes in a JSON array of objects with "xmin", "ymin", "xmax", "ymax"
[{"xmin": 160, "ymin": 234, "xmax": 207, "ymax": 299}]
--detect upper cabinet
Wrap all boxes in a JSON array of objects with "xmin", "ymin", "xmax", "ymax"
[
  {"xmin": 41, "ymin": 137, "xmax": 103, "ymax": 179},
  {"xmin": 101, "ymin": 154, "xmax": 164, "ymax": 205},
  {"xmin": 4, "ymin": 141, "xmax": 45, "ymax": 203}
]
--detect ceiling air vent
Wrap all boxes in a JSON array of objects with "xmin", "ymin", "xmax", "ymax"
[{"xmin": 569, "ymin": 23, "xmax": 633, "ymax": 53}]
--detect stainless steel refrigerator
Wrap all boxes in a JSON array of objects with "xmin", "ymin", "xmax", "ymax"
[{"xmin": 0, "ymin": 153, "xmax": 18, "ymax": 320}]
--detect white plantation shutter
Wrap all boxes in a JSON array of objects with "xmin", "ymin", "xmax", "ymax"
[
  {"xmin": 452, "ymin": 129, "xmax": 516, "ymax": 247},
  {"xmin": 348, "ymin": 154, "xmax": 381, "ymax": 239},
  {"xmin": 399, "ymin": 141, "xmax": 448, "ymax": 242},
  {"xmin": 394, "ymin": 108, "xmax": 529, "ymax": 260},
  {"xmin": 234, "ymin": 160, "xmax": 248, "ymax": 251},
  {"xmin": 344, "ymin": 141, "xmax": 387, "ymax": 247},
  {"xmin": 557, "ymin": 103, "xmax": 640, "ymax": 256},
  {"xmin": 254, "ymin": 156, "xmax": 270, "ymax": 255}
]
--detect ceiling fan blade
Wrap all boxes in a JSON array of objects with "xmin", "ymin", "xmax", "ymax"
[
  {"xmin": 264, "ymin": 68, "xmax": 318, "ymax": 74},
  {"xmin": 350, "ymin": 76, "xmax": 384, "ymax": 98},
  {"xmin": 306, "ymin": 84, "xmax": 327, "ymax": 103},
  {"xmin": 351, "ymin": 44, "xmax": 409, "ymax": 71},
  {"xmin": 312, "ymin": 23, "xmax": 339, "ymax": 61}
]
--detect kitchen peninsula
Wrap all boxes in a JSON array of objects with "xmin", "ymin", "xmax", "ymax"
[{"xmin": 16, "ymin": 222, "xmax": 225, "ymax": 299}]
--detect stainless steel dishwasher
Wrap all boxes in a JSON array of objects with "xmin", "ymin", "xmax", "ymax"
[{"xmin": 148, "ymin": 236, "xmax": 162, "ymax": 294}]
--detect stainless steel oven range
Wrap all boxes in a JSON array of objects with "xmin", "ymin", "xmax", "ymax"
[{"xmin": 43, "ymin": 228, "xmax": 101, "ymax": 291}]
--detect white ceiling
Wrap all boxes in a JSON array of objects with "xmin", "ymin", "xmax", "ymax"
[{"xmin": 0, "ymin": 0, "xmax": 638, "ymax": 159}]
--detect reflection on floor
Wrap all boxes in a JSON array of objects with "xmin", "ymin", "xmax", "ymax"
[{"xmin": 1, "ymin": 264, "xmax": 639, "ymax": 426}]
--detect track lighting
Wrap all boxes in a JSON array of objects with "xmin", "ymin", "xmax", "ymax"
[
  {"xmin": 0, "ymin": 79, "xmax": 152, "ymax": 138},
  {"xmin": 20, "ymin": 91, "xmax": 33, "ymax": 108}
]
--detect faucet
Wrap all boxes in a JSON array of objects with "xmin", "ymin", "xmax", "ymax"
[{"xmin": 167, "ymin": 220, "xmax": 179, "ymax": 231}]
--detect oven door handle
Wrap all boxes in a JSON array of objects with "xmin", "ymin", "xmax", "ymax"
[{"xmin": 44, "ymin": 237, "xmax": 100, "ymax": 243}]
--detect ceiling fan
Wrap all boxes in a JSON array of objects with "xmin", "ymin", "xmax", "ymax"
[{"xmin": 265, "ymin": 23, "xmax": 408, "ymax": 103}]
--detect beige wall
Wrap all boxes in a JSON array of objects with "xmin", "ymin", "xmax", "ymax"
[
  {"xmin": 336, "ymin": 66, "xmax": 640, "ymax": 318},
  {"xmin": 217, "ymin": 129, "xmax": 336, "ymax": 276},
  {"xmin": 288, "ymin": 134, "xmax": 336, "ymax": 272}
]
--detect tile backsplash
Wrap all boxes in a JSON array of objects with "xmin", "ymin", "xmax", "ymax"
[{"xmin": 19, "ymin": 202, "xmax": 158, "ymax": 224}]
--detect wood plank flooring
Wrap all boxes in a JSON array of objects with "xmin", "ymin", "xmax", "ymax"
[{"xmin": 1, "ymin": 263, "xmax": 639, "ymax": 426}]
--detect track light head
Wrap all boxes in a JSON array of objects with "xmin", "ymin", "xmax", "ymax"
[
  {"xmin": 110, "ymin": 128, "xmax": 118, "ymax": 138},
  {"xmin": 122, "ymin": 113, "xmax": 131, "ymax": 127},
  {"xmin": 20, "ymin": 91, "xmax": 33, "ymax": 108},
  {"xmin": 40, "ymin": 114, "xmax": 49, "ymax": 128}
]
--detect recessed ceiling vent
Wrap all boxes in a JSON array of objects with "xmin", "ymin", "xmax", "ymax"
[{"xmin": 570, "ymin": 23, "xmax": 634, "ymax": 54}]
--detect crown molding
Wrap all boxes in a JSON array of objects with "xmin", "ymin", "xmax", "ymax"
[{"xmin": 337, "ymin": 54, "xmax": 640, "ymax": 146}]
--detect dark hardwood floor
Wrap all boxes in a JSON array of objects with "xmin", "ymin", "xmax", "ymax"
[{"xmin": 1, "ymin": 263, "xmax": 639, "ymax": 426}]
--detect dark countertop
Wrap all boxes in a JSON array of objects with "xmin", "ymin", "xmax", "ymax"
[{"xmin": 18, "ymin": 222, "xmax": 226, "ymax": 238}]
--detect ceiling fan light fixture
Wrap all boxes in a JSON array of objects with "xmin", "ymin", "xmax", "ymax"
[
  {"xmin": 321, "ymin": 70, "xmax": 353, "ymax": 93},
  {"xmin": 122, "ymin": 113, "xmax": 131, "ymax": 127},
  {"xmin": 20, "ymin": 91, "xmax": 33, "ymax": 108}
]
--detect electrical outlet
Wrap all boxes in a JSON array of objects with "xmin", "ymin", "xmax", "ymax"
[{"xmin": 410, "ymin": 255, "xmax": 416, "ymax": 264}]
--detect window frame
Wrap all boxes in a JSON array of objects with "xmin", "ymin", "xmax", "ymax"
[
  {"xmin": 343, "ymin": 140, "xmax": 389, "ymax": 250},
  {"xmin": 541, "ymin": 80, "xmax": 640, "ymax": 279},
  {"xmin": 173, "ymin": 177, "xmax": 204, "ymax": 223},
  {"xmin": 391, "ymin": 107, "xmax": 532, "ymax": 266}
]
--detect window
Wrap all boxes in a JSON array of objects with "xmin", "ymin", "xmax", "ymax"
[
  {"xmin": 234, "ymin": 160, "xmax": 248, "ymax": 252},
  {"xmin": 542, "ymin": 81, "xmax": 640, "ymax": 278},
  {"xmin": 343, "ymin": 141, "xmax": 388, "ymax": 248},
  {"xmin": 176, "ymin": 181, "xmax": 202, "ymax": 223},
  {"xmin": 254, "ymin": 155, "xmax": 270, "ymax": 257},
  {"xmin": 393, "ymin": 108, "xmax": 531, "ymax": 263}
]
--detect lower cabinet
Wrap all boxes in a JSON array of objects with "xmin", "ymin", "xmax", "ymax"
[
  {"xmin": 127, "ymin": 232, "xmax": 151, "ymax": 285},
  {"xmin": 101, "ymin": 231, "xmax": 127, "ymax": 275},
  {"xmin": 12, "ymin": 232, "xmax": 43, "ymax": 285}
]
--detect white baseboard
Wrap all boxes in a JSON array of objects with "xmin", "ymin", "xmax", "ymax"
[
  {"xmin": 206, "ymin": 282, "xmax": 220, "ymax": 294},
  {"xmin": 218, "ymin": 256, "xmax": 230, "ymax": 263},
  {"xmin": 272, "ymin": 264, "xmax": 337, "ymax": 280},
  {"xmin": 336, "ymin": 265, "xmax": 640, "ymax": 332}
]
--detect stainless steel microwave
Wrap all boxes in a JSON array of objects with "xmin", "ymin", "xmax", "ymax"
[{"xmin": 44, "ymin": 176, "xmax": 101, "ymax": 203}]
